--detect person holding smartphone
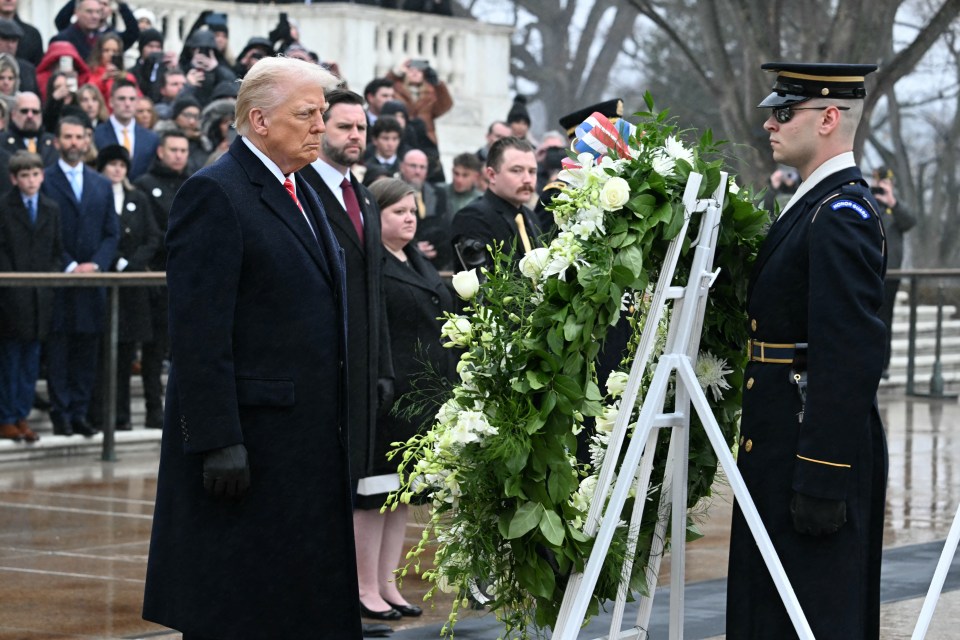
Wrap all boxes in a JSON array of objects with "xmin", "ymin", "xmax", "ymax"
[{"xmin": 178, "ymin": 30, "xmax": 236, "ymax": 107}]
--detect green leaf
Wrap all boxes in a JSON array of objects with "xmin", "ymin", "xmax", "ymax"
[
  {"xmin": 526, "ymin": 369, "xmax": 550, "ymax": 390},
  {"xmin": 553, "ymin": 374, "xmax": 583, "ymax": 401},
  {"xmin": 506, "ymin": 502, "xmax": 544, "ymax": 539},
  {"xmin": 504, "ymin": 449, "xmax": 529, "ymax": 474},
  {"xmin": 504, "ymin": 474, "xmax": 525, "ymax": 498},
  {"xmin": 539, "ymin": 509, "xmax": 566, "ymax": 546},
  {"xmin": 540, "ymin": 390, "xmax": 558, "ymax": 417},
  {"xmin": 615, "ymin": 244, "xmax": 644, "ymax": 277},
  {"xmin": 547, "ymin": 326, "xmax": 565, "ymax": 354},
  {"xmin": 563, "ymin": 314, "xmax": 584, "ymax": 342}
]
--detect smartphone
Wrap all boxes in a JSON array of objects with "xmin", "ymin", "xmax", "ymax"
[
  {"xmin": 66, "ymin": 75, "xmax": 78, "ymax": 92},
  {"xmin": 870, "ymin": 186, "xmax": 885, "ymax": 195},
  {"xmin": 59, "ymin": 55, "xmax": 73, "ymax": 73},
  {"xmin": 112, "ymin": 54, "xmax": 124, "ymax": 70},
  {"xmin": 409, "ymin": 59, "xmax": 430, "ymax": 70}
]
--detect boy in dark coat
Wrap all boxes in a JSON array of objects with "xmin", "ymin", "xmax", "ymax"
[{"xmin": 0, "ymin": 151, "xmax": 63, "ymax": 441}]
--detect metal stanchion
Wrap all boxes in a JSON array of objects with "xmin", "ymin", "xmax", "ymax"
[{"xmin": 100, "ymin": 285, "xmax": 120, "ymax": 462}]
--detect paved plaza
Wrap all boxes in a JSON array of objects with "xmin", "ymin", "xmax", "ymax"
[{"xmin": 1, "ymin": 391, "xmax": 959, "ymax": 639}]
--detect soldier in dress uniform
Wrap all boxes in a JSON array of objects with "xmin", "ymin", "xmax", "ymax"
[{"xmin": 726, "ymin": 62, "xmax": 888, "ymax": 640}]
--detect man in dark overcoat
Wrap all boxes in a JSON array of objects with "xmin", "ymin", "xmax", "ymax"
[
  {"xmin": 450, "ymin": 136, "xmax": 541, "ymax": 271},
  {"xmin": 726, "ymin": 63, "xmax": 888, "ymax": 640},
  {"xmin": 42, "ymin": 116, "xmax": 119, "ymax": 437},
  {"xmin": 142, "ymin": 57, "xmax": 362, "ymax": 639},
  {"xmin": 299, "ymin": 88, "xmax": 394, "ymax": 500}
]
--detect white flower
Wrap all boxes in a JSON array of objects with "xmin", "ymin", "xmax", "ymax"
[
  {"xmin": 598, "ymin": 176, "xmax": 630, "ymax": 211},
  {"xmin": 440, "ymin": 316, "xmax": 473, "ymax": 347},
  {"xmin": 695, "ymin": 351, "xmax": 733, "ymax": 401},
  {"xmin": 651, "ymin": 149, "xmax": 676, "ymax": 177},
  {"xmin": 728, "ymin": 177, "xmax": 741, "ymax": 194},
  {"xmin": 605, "ymin": 371, "xmax": 629, "ymax": 398},
  {"xmin": 458, "ymin": 410, "xmax": 498, "ymax": 438},
  {"xmin": 451, "ymin": 268, "xmax": 480, "ymax": 300},
  {"xmin": 595, "ymin": 402, "xmax": 619, "ymax": 434},
  {"xmin": 436, "ymin": 398, "xmax": 461, "ymax": 427},
  {"xmin": 664, "ymin": 136, "xmax": 694, "ymax": 164},
  {"xmin": 556, "ymin": 152, "xmax": 597, "ymax": 187},
  {"xmin": 519, "ymin": 247, "xmax": 551, "ymax": 280}
]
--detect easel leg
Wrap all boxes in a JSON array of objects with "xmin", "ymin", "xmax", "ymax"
[{"xmin": 912, "ymin": 502, "xmax": 960, "ymax": 639}]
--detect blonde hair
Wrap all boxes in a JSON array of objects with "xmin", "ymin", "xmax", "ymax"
[{"xmin": 234, "ymin": 57, "xmax": 340, "ymax": 137}]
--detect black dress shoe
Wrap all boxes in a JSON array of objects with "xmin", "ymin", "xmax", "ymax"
[
  {"xmin": 51, "ymin": 414, "xmax": 73, "ymax": 436},
  {"xmin": 361, "ymin": 623, "xmax": 393, "ymax": 637},
  {"xmin": 115, "ymin": 422, "xmax": 132, "ymax": 431},
  {"xmin": 71, "ymin": 418, "xmax": 99, "ymax": 437},
  {"xmin": 383, "ymin": 600, "xmax": 422, "ymax": 617},
  {"xmin": 359, "ymin": 601, "xmax": 401, "ymax": 621}
]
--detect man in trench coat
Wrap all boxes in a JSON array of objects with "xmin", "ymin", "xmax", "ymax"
[{"xmin": 142, "ymin": 57, "xmax": 361, "ymax": 639}]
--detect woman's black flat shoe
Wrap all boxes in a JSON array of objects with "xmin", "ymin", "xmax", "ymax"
[
  {"xmin": 359, "ymin": 601, "xmax": 402, "ymax": 621},
  {"xmin": 384, "ymin": 600, "xmax": 423, "ymax": 617}
]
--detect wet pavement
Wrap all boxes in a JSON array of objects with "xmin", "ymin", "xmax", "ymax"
[{"xmin": 1, "ymin": 390, "xmax": 959, "ymax": 639}]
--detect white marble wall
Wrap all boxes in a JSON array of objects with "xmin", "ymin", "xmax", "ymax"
[{"xmin": 19, "ymin": 0, "xmax": 514, "ymax": 175}]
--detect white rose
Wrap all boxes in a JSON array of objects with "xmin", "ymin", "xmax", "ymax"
[
  {"xmin": 519, "ymin": 247, "xmax": 551, "ymax": 280},
  {"xmin": 599, "ymin": 176, "xmax": 630, "ymax": 211},
  {"xmin": 440, "ymin": 316, "xmax": 473, "ymax": 347},
  {"xmin": 451, "ymin": 268, "xmax": 480, "ymax": 300},
  {"xmin": 605, "ymin": 371, "xmax": 629, "ymax": 398}
]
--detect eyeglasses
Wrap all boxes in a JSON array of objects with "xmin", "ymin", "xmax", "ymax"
[
  {"xmin": 18, "ymin": 108, "xmax": 40, "ymax": 115},
  {"xmin": 772, "ymin": 105, "xmax": 850, "ymax": 124}
]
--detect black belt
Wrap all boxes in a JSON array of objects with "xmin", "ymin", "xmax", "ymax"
[{"xmin": 748, "ymin": 340, "xmax": 807, "ymax": 364}]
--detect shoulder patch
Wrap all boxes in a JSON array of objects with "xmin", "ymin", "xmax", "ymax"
[{"xmin": 830, "ymin": 199, "xmax": 870, "ymax": 220}]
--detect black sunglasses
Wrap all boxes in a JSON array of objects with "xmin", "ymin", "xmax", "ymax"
[{"xmin": 772, "ymin": 105, "xmax": 850, "ymax": 124}]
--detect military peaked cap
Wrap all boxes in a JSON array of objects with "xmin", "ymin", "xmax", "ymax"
[
  {"xmin": 558, "ymin": 98, "xmax": 624, "ymax": 138},
  {"xmin": 758, "ymin": 62, "xmax": 877, "ymax": 108}
]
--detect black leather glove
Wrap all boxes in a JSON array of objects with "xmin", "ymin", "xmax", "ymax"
[
  {"xmin": 790, "ymin": 491, "xmax": 846, "ymax": 536},
  {"xmin": 423, "ymin": 66, "xmax": 439, "ymax": 86},
  {"xmin": 377, "ymin": 378, "xmax": 395, "ymax": 417},
  {"xmin": 202, "ymin": 443, "xmax": 251, "ymax": 499}
]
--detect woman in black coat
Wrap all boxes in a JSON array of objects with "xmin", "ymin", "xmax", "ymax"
[
  {"xmin": 355, "ymin": 177, "xmax": 456, "ymax": 620},
  {"xmin": 90, "ymin": 145, "xmax": 161, "ymax": 429}
]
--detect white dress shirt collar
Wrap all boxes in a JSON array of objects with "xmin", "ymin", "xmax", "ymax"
[
  {"xmin": 777, "ymin": 151, "xmax": 856, "ymax": 220},
  {"xmin": 241, "ymin": 136, "xmax": 291, "ymax": 184},
  {"xmin": 311, "ymin": 157, "xmax": 352, "ymax": 210}
]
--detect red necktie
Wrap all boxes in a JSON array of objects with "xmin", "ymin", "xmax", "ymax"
[
  {"xmin": 283, "ymin": 177, "xmax": 303, "ymax": 212},
  {"xmin": 340, "ymin": 178, "xmax": 365, "ymax": 243}
]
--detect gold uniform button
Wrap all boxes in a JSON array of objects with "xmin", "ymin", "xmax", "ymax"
[
  {"xmin": 750, "ymin": 318, "xmax": 757, "ymax": 331},
  {"xmin": 746, "ymin": 377, "xmax": 754, "ymax": 390},
  {"xmin": 744, "ymin": 439, "xmax": 753, "ymax": 453}
]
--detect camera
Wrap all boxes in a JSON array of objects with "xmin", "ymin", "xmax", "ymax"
[
  {"xmin": 870, "ymin": 186, "xmax": 885, "ymax": 195},
  {"xmin": 409, "ymin": 59, "xmax": 430, "ymax": 70}
]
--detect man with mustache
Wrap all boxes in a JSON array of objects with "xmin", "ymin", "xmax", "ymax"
[{"xmin": 451, "ymin": 136, "xmax": 541, "ymax": 270}]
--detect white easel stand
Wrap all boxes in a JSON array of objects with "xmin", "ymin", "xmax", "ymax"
[
  {"xmin": 551, "ymin": 172, "xmax": 814, "ymax": 640},
  {"xmin": 912, "ymin": 502, "xmax": 960, "ymax": 639}
]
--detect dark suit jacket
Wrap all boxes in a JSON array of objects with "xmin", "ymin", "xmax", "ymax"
[
  {"xmin": 93, "ymin": 122, "xmax": 160, "ymax": 180},
  {"xmin": 728, "ymin": 166, "xmax": 887, "ymax": 639},
  {"xmin": 299, "ymin": 161, "xmax": 393, "ymax": 489},
  {"xmin": 1, "ymin": 129, "xmax": 58, "ymax": 167},
  {"xmin": 41, "ymin": 162, "xmax": 119, "ymax": 334},
  {"xmin": 143, "ymin": 138, "xmax": 361, "ymax": 638},
  {"xmin": 0, "ymin": 190, "xmax": 63, "ymax": 341},
  {"xmin": 451, "ymin": 189, "xmax": 542, "ymax": 269}
]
